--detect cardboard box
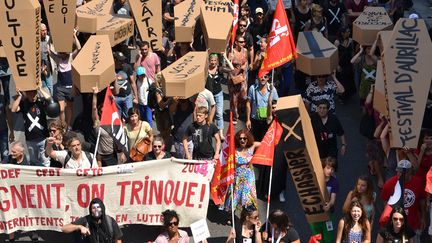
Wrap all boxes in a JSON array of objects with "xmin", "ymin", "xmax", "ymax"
[
  {"xmin": 0, "ymin": 39, "xmax": 5, "ymax": 58},
  {"xmin": 275, "ymin": 95, "xmax": 329, "ymax": 223},
  {"xmin": 161, "ymin": 51, "xmax": 208, "ymax": 98},
  {"xmin": 353, "ymin": 7, "xmax": 393, "ymax": 46},
  {"xmin": 0, "ymin": 0, "xmax": 41, "ymax": 91},
  {"xmin": 296, "ymin": 31, "xmax": 338, "ymax": 76},
  {"xmin": 175, "ymin": 0, "xmax": 203, "ymax": 43},
  {"xmin": 72, "ymin": 35, "xmax": 115, "ymax": 92},
  {"xmin": 373, "ymin": 61, "xmax": 388, "ymax": 116},
  {"xmin": 76, "ymin": 0, "xmax": 114, "ymax": 33},
  {"xmin": 96, "ymin": 15, "xmax": 134, "ymax": 47},
  {"xmin": 377, "ymin": 30, "xmax": 392, "ymax": 54},
  {"xmin": 383, "ymin": 19, "xmax": 432, "ymax": 148},
  {"xmin": 43, "ymin": 0, "xmax": 76, "ymax": 52},
  {"xmin": 129, "ymin": 0, "xmax": 162, "ymax": 51},
  {"xmin": 200, "ymin": 0, "xmax": 233, "ymax": 53}
]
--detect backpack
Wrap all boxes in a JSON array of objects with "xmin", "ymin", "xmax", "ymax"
[
  {"xmin": 146, "ymin": 79, "xmax": 160, "ymax": 110},
  {"xmin": 64, "ymin": 151, "xmax": 93, "ymax": 168}
]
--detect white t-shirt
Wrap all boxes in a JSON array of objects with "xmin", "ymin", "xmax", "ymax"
[
  {"xmin": 53, "ymin": 151, "xmax": 97, "ymax": 169},
  {"xmin": 137, "ymin": 76, "xmax": 153, "ymax": 105}
]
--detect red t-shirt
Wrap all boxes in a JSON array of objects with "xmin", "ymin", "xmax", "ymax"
[
  {"xmin": 344, "ymin": 0, "xmax": 368, "ymax": 24},
  {"xmin": 381, "ymin": 175, "xmax": 426, "ymax": 230}
]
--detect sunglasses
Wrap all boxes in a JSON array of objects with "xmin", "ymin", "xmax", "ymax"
[
  {"xmin": 237, "ymin": 40, "xmax": 245, "ymax": 43},
  {"xmin": 262, "ymin": 75, "xmax": 269, "ymax": 79},
  {"xmin": 239, "ymin": 137, "xmax": 248, "ymax": 141},
  {"xmin": 168, "ymin": 221, "xmax": 179, "ymax": 226},
  {"xmin": 239, "ymin": 25, "xmax": 247, "ymax": 27},
  {"xmin": 50, "ymin": 129, "xmax": 57, "ymax": 133},
  {"xmin": 153, "ymin": 145, "xmax": 162, "ymax": 148},
  {"xmin": 392, "ymin": 217, "xmax": 404, "ymax": 222}
]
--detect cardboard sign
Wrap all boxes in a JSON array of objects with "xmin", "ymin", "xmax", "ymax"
[
  {"xmin": 0, "ymin": 0, "xmax": 41, "ymax": 91},
  {"xmin": 353, "ymin": 7, "xmax": 393, "ymax": 46},
  {"xmin": 0, "ymin": 39, "xmax": 5, "ymax": 58},
  {"xmin": 76, "ymin": 0, "xmax": 114, "ymax": 33},
  {"xmin": 175, "ymin": 0, "xmax": 203, "ymax": 43},
  {"xmin": 275, "ymin": 95, "xmax": 329, "ymax": 223},
  {"xmin": 296, "ymin": 31, "xmax": 338, "ymax": 76},
  {"xmin": 200, "ymin": 0, "xmax": 233, "ymax": 53},
  {"xmin": 377, "ymin": 30, "xmax": 392, "ymax": 54},
  {"xmin": 383, "ymin": 19, "xmax": 432, "ymax": 148},
  {"xmin": 72, "ymin": 35, "xmax": 115, "ymax": 92},
  {"xmin": 129, "ymin": 0, "xmax": 162, "ymax": 51},
  {"xmin": 190, "ymin": 218, "xmax": 211, "ymax": 243},
  {"xmin": 373, "ymin": 61, "xmax": 388, "ymax": 116},
  {"xmin": 96, "ymin": 15, "xmax": 134, "ymax": 47},
  {"xmin": 43, "ymin": 0, "xmax": 76, "ymax": 52},
  {"xmin": 161, "ymin": 51, "xmax": 208, "ymax": 98}
]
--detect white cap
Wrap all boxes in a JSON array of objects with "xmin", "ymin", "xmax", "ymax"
[{"xmin": 409, "ymin": 13, "xmax": 419, "ymax": 19}]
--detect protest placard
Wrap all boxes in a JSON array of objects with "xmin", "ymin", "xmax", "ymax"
[
  {"xmin": 296, "ymin": 31, "xmax": 338, "ymax": 76},
  {"xmin": 0, "ymin": 0, "xmax": 41, "ymax": 91},
  {"xmin": 175, "ymin": 0, "xmax": 203, "ymax": 43},
  {"xmin": 190, "ymin": 218, "xmax": 211, "ymax": 243},
  {"xmin": 129, "ymin": 0, "xmax": 162, "ymax": 51},
  {"xmin": 0, "ymin": 40, "xmax": 5, "ymax": 58},
  {"xmin": 161, "ymin": 51, "xmax": 208, "ymax": 98},
  {"xmin": 71, "ymin": 35, "xmax": 115, "ymax": 92},
  {"xmin": 275, "ymin": 95, "xmax": 329, "ymax": 223},
  {"xmin": 383, "ymin": 19, "xmax": 432, "ymax": 148},
  {"xmin": 353, "ymin": 7, "xmax": 393, "ymax": 46},
  {"xmin": 96, "ymin": 14, "xmax": 134, "ymax": 47},
  {"xmin": 200, "ymin": 0, "xmax": 233, "ymax": 53},
  {"xmin": 0, "ymin": 159, "xmax": 214, "ymax": 234},
  {"xmin": 43, "ymin": 0, "xmax": 76, "ymax": 52},
  {"xmin": 76, "ymin": 0, "xmax": 114, "ymax": 33}
]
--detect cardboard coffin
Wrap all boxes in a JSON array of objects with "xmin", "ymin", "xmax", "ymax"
[
  {"xmin": 373, "ymin": 61, "xmax": 388, "ymax": 116},
  {"xmin": 43, "ymin": 0, "xmax": 76, "ymax": 52},
  {"xmin": 96, "ymin": 15, "xmax": 134, "ymax": 47},
  {"xmin": 175, "ymin": 0, "xmax": 203, "ymax": 43},
  {"xmin": 383, "ymin": 19, "xmax": 432, "ymax": 148},
  {"xmin": 200, "ymin": 0, "xmax": 233, "ymax": 53},
  {"xmin": 72, "ymin": 35, "xmax": 115, "ymax": 92},
  {"xmin": 76, "ymin": 0, "xmax": 113, "ymax": 33},
  {"xmin": 296, "ymin": 31, "xmax": 338, "ymax": 76},
  {"xmin": 377, "ymin": 30, "xmax": 392, "ymax": 54},
  {"xmin": 353, "ymin": 7, "xmax": 393, "ymax": 46},
  {"xmin": 161, "ymin": 51, "xmax": 208, "ymax": 98},
  {"xmin": 275, "ymin": 95, "xmax": 329, "ymax": 223},
  {"xmin": 0, "ymin": 0, "xmax": 41, "ymax": 91},
  {"xmin": 129, "ymin": 0, "xmax": 162, "ymax": 51}
]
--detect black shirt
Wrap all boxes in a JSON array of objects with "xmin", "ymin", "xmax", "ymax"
[
  {"xmin": 325, "ymin": 2, "xmax": 346, "ymax": 36},
  {"xmin": 20, "ymin": 98, "xmax": 48, "ymax": 140},
  {"xmin": 2, "ymin": 155, "xmax": 30, "ymax": 165},
  {"xmin": 172, "ymin": 102, "xmax": 195, "ymax": 142},
  {"xmin": 185, "ymin": 123, "xmax": 219, "ymax": 159},
  {"xmin": 311, "ymin": 113, "xmax": 344, "ymax": 158},
  {"xmin": 378, "ymin": 226, "xmax": 415, "ymax": 242},
  {"xmin": 72, "ymin": 215, "xmax": 123, "ymax": 243},
  {"xmin": 205, "ymin": 70, "xmax": 223, "ymax": 95},
  {"xmin": 144, "ymin": 151, "xmax": 171, "ymax": 161}
]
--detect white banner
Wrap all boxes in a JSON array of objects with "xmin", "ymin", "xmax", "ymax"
[{"xmin": 0, "ymin": 159, "xmax": 214, "ymax": 234}]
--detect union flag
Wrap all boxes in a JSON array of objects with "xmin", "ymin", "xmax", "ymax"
[{"xmin": 250, "ymin": 118, "xmax": 283, "ymax": 166}]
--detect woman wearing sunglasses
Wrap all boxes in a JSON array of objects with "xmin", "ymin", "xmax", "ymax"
[
  {"xmin": 144, "ymin": 136, "xmax": 170, "ymax": 161},
  {"xmin": 155, "ymin": 210, "xmax": 190, "ymax": 243},
  {"xmin": 224, "ymin": 129, "xmax": 260, "ymax": 212},
  {"xmin": 376, "ymin": 206, "xmax": 415, "ymax": 243},
  {"xmin": 227, "ymin": 205, "xmax": 262, "ymax": 243}
]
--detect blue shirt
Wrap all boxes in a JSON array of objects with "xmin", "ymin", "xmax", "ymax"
[{"xmin": 248, "ymin": 83, "xmax": 278, "ymax": 120}]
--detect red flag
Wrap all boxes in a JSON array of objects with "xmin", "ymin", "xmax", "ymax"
[
  {"xmin": 309, "ymin": 234, "xmax": 322, "ymax": 243},
  {"xmin": 426, "ymin": 166, "xmax": 432, "ymax": 193},
  {"xmin": 210, "ymin": 112, "xmax": 235, "ymax": 204},
  {"xmin": 250, "ymin": 118, "xmax": 283, "ymax": 166},
  {"xmin": 100, "ymin": 87, "xmax": 128, "ymax": 153},
  {"xmin": 258, "ymin": 0, "xmax": 296, "ymax": 78},
  {"xmin": 230, "ymin": 0, "xmax": 239, "ymax": 47},
  {"xmin": 379, "ymin": 174, "xmax": 405, "ymax": 227}
]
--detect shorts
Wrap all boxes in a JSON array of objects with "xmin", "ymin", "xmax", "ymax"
[
  {"xmin": 0, "ymin": 75, "xmax": 11, "ymax": 105},
  {"xmin": 54, "ymin": 84, "xmax": 73, "ymax": 102}
]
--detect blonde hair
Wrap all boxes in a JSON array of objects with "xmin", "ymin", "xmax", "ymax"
[{"xmin": 311, "ymin": 3, "xmax": 323, "ymax": 15}]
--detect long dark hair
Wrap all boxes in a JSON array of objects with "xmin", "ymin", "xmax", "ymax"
[
  {"xmin": 240, "ymin": 204, "xmax": 258, "ymax": 224},
  {"xmin": 343, "ymin": 201, "xmax": 368, "ymax": 240},
  {"xmin": 268, "ymin": 209, "xmax": 292, "ymax": 233},
  {"xmin": 385, "ymin": 207, "xmax": 408, "ymax": 237}
]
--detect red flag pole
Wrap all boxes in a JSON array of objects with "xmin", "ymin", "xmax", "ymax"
[
  {"xmin": 92, "ymin": 128, "xmax": 101, "ymax": 164},
  {"xmin": 265, "ymin": 165, "xmax": 273, "ymax": 232},
  {"xmin": 229, "ymin": 112, "xmax": 236, "ymax": 243}
]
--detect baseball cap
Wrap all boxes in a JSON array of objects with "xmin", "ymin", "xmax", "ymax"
[
  {"xmin": 255, "ymin": 7, "xmax": 264, "ymax": 14},
  {"xmin": 116, "ymin": 71, "xmax": 128, "ymax": 81},
  {"xmin": 409, "ymin": 13, "xmax": 419, "ymax": 19},
  {"xmin": 396, "ymin": 160, "xmax": 412, "ymax": 172},
  {"xmin": 136, "ymin": 66, "xmax": 146, "ymax": 76},
  {"xmin": 113, "ymin": 51, "xmax": 126, "ymax": 61}
]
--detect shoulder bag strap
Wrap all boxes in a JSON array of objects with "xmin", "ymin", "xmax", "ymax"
[{"xmin": 132, "ymin": 122, "xmax": 143, "ymax": 147}]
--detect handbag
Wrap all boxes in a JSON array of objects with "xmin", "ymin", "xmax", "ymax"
[
  {"xmin": 359, "ymin": 111, "xmax": 375, "ymax": 139},
  {"xmin": 129, "ymin": 122, "xmax": 151, "ymax": 162}
]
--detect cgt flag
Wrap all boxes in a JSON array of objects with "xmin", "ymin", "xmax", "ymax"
[
  {"xmin": 230, "ymin": 0, "xmax": 239, "ymax": 47},
  {"xmin": 250, "ymin": 118, "xmax": 283, "ymax": 166},
  {"xmin": 210, "ymin": 112, "xmax": 235, "ymax": 204},
  {"xmin": 100, "ymin": 87, "xmax": 128, "ymax": 154},
  {"xmin": 258, "ymin": 0, "xmax": 296, "ymax": 78}
]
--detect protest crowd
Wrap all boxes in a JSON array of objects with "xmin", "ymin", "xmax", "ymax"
[{"xmin": 0, "ymin": 0, "xmax": 432, "ymax": 242}]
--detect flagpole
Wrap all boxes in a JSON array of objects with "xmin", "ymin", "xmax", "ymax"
[
  {"xmin": 265, "ymin": 165, "xmax": 274, "ymax": 232},
  {"xmin": 92, "ymin": 127, "xmax": 102, "ymax": 166},
  {"xmin": 230, "ymin": 184, "xmax": 236, "ymax": 243}
]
